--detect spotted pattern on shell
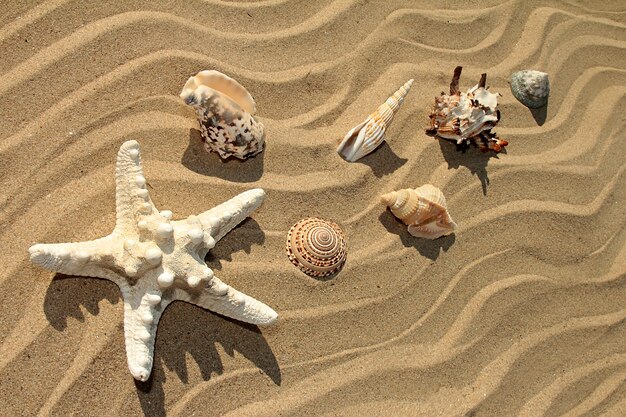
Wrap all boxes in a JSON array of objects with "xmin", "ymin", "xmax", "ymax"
[
  {"xmin": 286, "ymin": 218, "xmax": 347, "ymax": 278},
  {"xmin": 180, "ymin": 70, "xmax": 265, "ymax": 160}
]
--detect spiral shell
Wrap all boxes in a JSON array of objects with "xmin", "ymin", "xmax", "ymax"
[
  {"xmin": 286, "ymin": 218, "xmax": 347, "ymax": 278},
  {"xmin": 510, "ymin": 70, "xmax": 550, "ymax": 108},
  {"xmin": 180, "ymin": 70, "xmax": 265, "ymax": 160},
  {"xmin": 381, "ymin": 184, "xmax": 457, "ymax": 239},
  {"xmin": 337, "ymin": 79, "xmax": 413, "ymax": 162}
]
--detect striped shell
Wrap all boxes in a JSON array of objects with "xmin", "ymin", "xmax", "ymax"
[
  {"xmin": 381, "ymin": 184, "xmax": 457, "ymax": 239},
  {"xmin": 180, "ymin": 70, "xmax": 265, "ymax": 160},
  {"xmin": 286, "ymin": 218, "xmax": 347, "ymax": 278},
  {"xmin": 510, "ymin": 70, "xmax": 550, "ymax": 108},
  {"xmin": 337, "ymin": 79, "xmax": 413, "ymax": 162}
]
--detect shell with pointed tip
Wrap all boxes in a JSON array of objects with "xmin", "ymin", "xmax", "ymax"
[
  {"xmin": 426, "ymin": 66, "xmax": 508, "ymax": 153},
  {"xmin": 337, "ymin": 79, "xmax": 413, "ymax": 162},
  {"xmin": 286, "ymin": 218, "xmax": 347, "ymax": 278},
  {"xmin": 510, "ymin": 70, "xmax": 550, "ymax": 108},
  {"xmin": 381, "ymin": 184, "xmax": 457, "ymax": 239},
  {"xmin": 180, "ymin": 70, "xmax": 265, "ymax": 160}
]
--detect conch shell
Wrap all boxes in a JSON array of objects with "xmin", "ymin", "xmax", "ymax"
[
  {"xmin": 426, "ymin": 66, "xmax": 508, "ymax": 153},
  {"xmin": 381, "ymin": 184, "xmax": 457, "ymax": 239},
  {"xmin": 510, "ymin": 70, "xmax": 550, "ymax": 108},
  {"xmin": 180, "ymin": 70, "xmax": 265, "ymax": 160},
  {"xmin": 286, "ymin": 218, "xmax": 347, "ymax": 278},
  {"xmin": 337, "ymin": 79, "xmax": 414, "ymax": 162}
]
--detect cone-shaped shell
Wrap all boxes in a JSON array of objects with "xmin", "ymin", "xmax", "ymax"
[
  {"xmin": 510, "ymin": 70, "xmax": 550, "ymax": 108},
  {"xmin": 286, "ymin": 218, "xmax": 347, "ymax": 278},
  {"xmin": 180, "ymin": 70, "xmax": 264, "ymax": 160},
  {"xmin": 381, "ymin": 184, "xmax": 457, "ymax": 239},
  {"xmin": 337, "ymin": 79, "xmax": 413, "ymax": 162}
]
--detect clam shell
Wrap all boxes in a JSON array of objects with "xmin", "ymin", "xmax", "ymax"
[
  {"xmin": 381, "ymin": 184, "xmax": 457, "ymax": 239},
  {"xmin": 426, "ymin": 66, "xmax": 507, "ymax": 153},
  {"xmin": 337, "ymin": 79, "xmax": 413, "ymax": 162},
  {"xmin": 286, "ymin": 218, "xmax": 347, "ymax": 278},
  {"xmin": 180, "ymin": 70, "xmax": 265, "ymax": 160},
  {"xmin": 510, "ymin": 70, "xmax": 550, "ymax": 108}
]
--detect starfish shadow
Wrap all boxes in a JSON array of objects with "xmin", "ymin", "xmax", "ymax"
[
  {"xmin": 135, "ymin": 303, "xmax": 280, "ymax": 417},
  {"xmin": 378, "ymin": 211, "xmax": 455, "ymax": 261},
  {"xmin": 351, "ymin": 142, "xmax": 407, "ymax": 178},
  {"xmin": 205, "ymin": 218, "xmax": 265, "ymax": 271},
  {"xmin": 181, "ymin": 128, "xmax": 265, "ymax": 183},
  {"xmin": 43, "ymin": 274, "xmax": 120, "ymax": 331},
  {"xmin": 437, "ymin": 139, "xmax": 504, "ymax": 196}
]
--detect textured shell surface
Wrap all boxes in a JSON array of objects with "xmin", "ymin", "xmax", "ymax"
[
  {"xmin": 180, "ymin": 70, "xmax": 265, "ymax": 160},
  {"xmin": 381, "ymin": 184, "xmax": 457, "ymax": 240},
  {"xmin": 510, "ymin": 70, "xmax": 550, "ymax": 108},
  {"xmin": 286, "ymin": 218, "xmax": 347, "ymax": 278},
  {"xmin": 337, "ymin": 79, "xmax": 413, "ymax": 162},
  {"xmin": 426, "ymin": 66, "xmax": 508, "ymax": 153}
]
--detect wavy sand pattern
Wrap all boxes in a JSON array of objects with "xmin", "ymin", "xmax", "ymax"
[{"xmin": 0, "ymin": 1, "xmax": 625, "ymax": 416}]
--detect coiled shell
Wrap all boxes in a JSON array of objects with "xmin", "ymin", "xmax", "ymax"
[
  {"xmin": 180, "ymin": 70, "xmax": 265, "ymax": 160},
  {"xmin": 510, "ymin": 70, "xmax": 550, "ymax": 108},
  {"xmin": 286, "ymin": 218, "xmax": 347, "ymax": 278},
  {"xmin": 337, "ymin": 79, "xmax": 413, "ymax": 162},
  {"xmin": 381, "ymin": 184, "xmax": 457, "ymax": 239}
]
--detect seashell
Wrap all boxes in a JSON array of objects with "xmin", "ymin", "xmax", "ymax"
[
  {"xmin": 286, "ymin": 218, "xmax": 347, "ymax": 278},
  {"xmin": 180, "ymin": 70, "xmax": 265, "ymax": 160},
  {"xmin": 426, "ymin": 66, "xmax": 508, "ymax": 153},
  {"xmin": 381, "ymin": 184, "xmax": 457, "ymax": 239},
  {"xmin": 337, "ymin": 79, "xmax": 414, "ymax": 162},
  {"xmin": 510, "ymin": 70, "xmax": 550, "ymax": 108}
]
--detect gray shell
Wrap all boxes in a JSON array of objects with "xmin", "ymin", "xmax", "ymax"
[{"xmin": 510, "ymin": 70, "xmax": 550, "ymax": 109}]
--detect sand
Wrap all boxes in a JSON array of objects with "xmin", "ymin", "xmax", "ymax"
[{"xmin": 1, "ymin": 1, "xmax": 625, "ymax": 416}]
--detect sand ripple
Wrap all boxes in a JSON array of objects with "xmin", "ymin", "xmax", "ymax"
[{"xmin": 0, "ymin": 1, "xmax": 624, "ymax": 416}]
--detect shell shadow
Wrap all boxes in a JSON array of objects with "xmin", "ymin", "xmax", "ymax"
[
  {"xmin": 530, "ymin": 101, "xmax": 548, "ymax": 126},
  {"xmin": 352, "ymin": 142, "xmax": 407, "ymax": 178},
  {"xmin": 204, "ymin": 218, "xmax": 265, "ymax": 271},
  {"xmin": 181, "ymin": 128, "xmax": 264, "ymax": 183},
  {"xmin": 43, "ymin": 274, "xmax": 120, "ymax": 331},
  {"xmin": 437, "ymin": 138, "xmax": 505, "ymax": 196},
  {"xmin": 135, "ymin": 303, "xmax": 280, "ymax": 417},
  {"xmin": 378, "ymin": 211, "xmax": 455, "ymax": 261}
]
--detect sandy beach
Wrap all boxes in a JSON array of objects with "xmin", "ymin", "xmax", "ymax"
[{"xmin": 1, "ymin": 1, "xmax": 625, "ymax": 416}]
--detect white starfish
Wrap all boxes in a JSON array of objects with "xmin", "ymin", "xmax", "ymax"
[{"xmin": 28, "ymin": 140, "xmax": 278, "ymax": 381}]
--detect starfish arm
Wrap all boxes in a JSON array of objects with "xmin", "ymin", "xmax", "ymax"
[
  {"xmin": 196, "ymin": 189, "xmax": 265, "ymax": 245},
  {"xmin": 114, "ymin": 140, "xmax": 157, "ymax": 235},
  {"xmin": 121, "ymin": 285, "xmax": 168, "ymax": 382},
  {"xmin": 173, "ymin": 278, "xmax": 278, "ymax": 326},
  {"xmin": 28, "ymin": 237, "xmax": 121, "ymax": 282}
]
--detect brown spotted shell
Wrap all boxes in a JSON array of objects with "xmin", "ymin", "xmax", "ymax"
[{"xmin": 286, "ymin": 218, "xmax": 347, "ymax": 278}]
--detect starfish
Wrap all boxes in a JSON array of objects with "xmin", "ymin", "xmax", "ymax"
[{"xmin": 29, "ymin": 140, "xmax": 278, "ymax": 381}]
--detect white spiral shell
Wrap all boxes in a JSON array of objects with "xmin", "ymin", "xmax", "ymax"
[
  {"xmin": 337, "ymin": 79, "xmax": 413, "ymax": 162},
  {"xmin": 286, "ymin": 218, "xmax": 347, "ymax": 278}
]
